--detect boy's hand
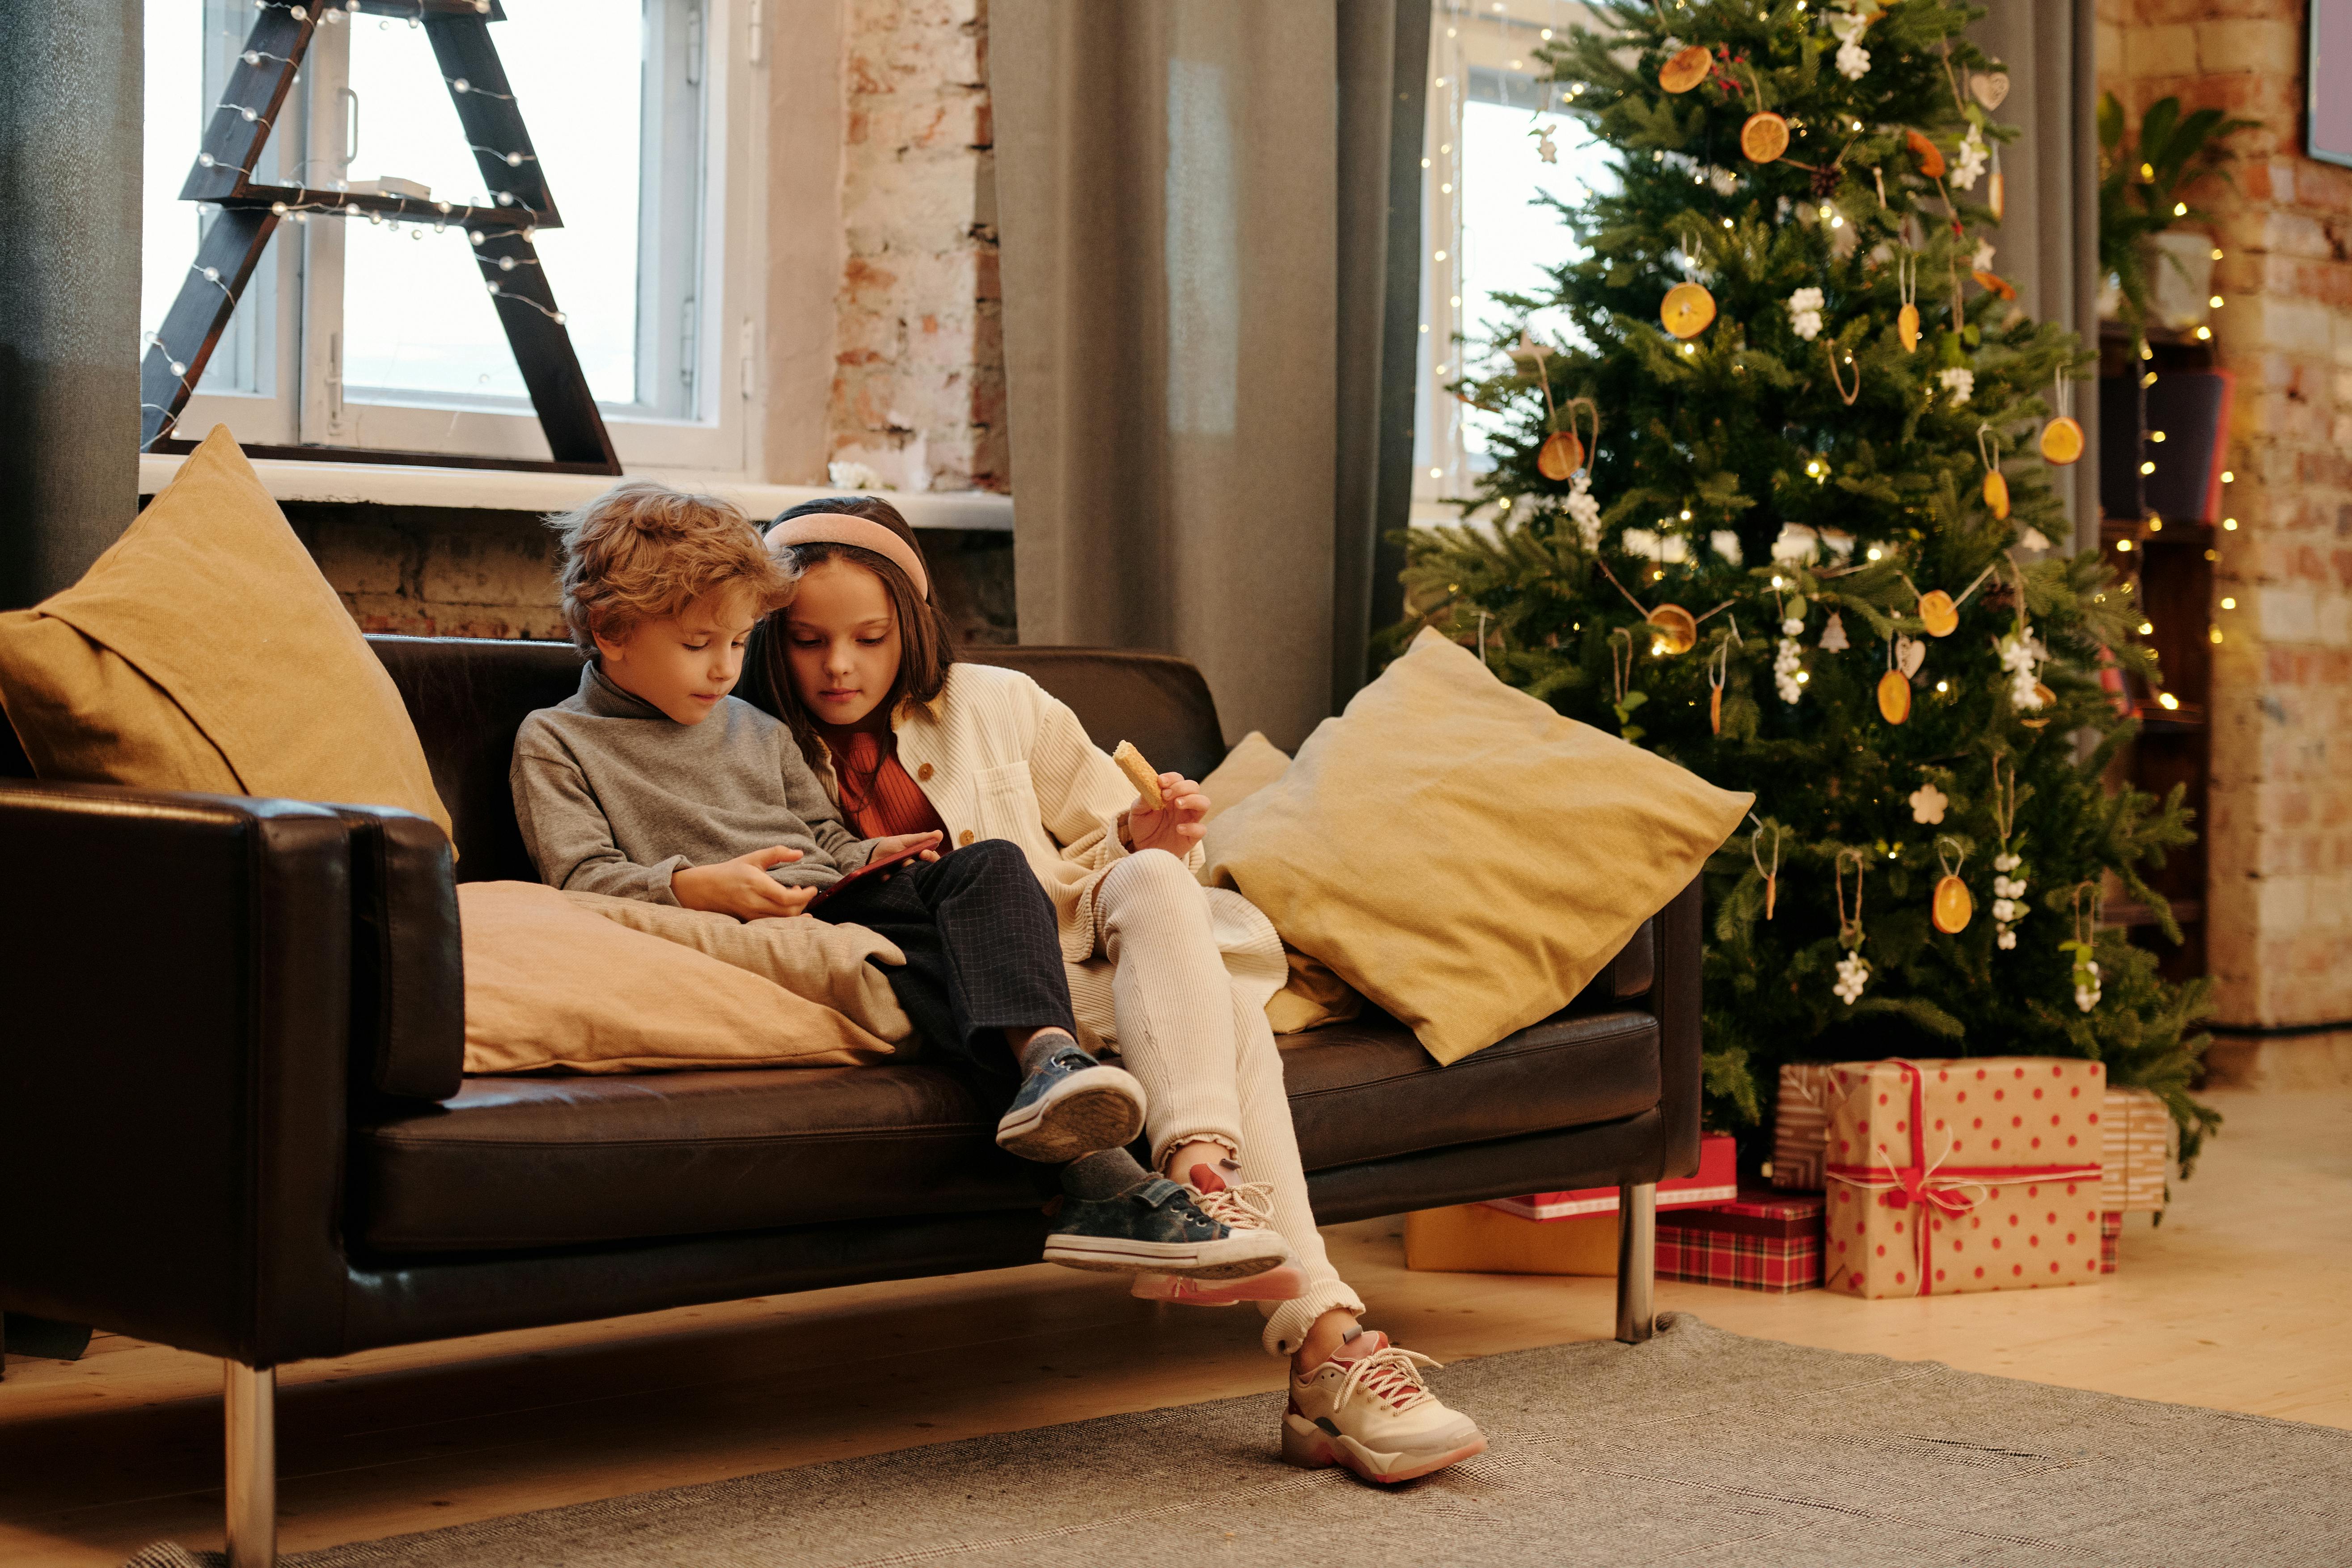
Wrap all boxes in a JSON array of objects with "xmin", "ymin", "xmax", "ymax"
[
  {"xmin": 671, "ymin": 846, "xmax": 819, "ymax": 921},
  {"xmin": 866, "ymin": 830, "xmax": 945, "ymax": 867},
  {"xmin": 1128, "ymin": 773, "xmax": 1209, "ymax": 856}
]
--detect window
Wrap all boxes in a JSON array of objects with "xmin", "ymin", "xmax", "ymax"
[
  {"xmin": 140, "ymin": 0, "xmax": 755, "ymax": 472},
  {"xmin": 1415, "ymin": 2, "xmax": 1609, "ymax": 513}
]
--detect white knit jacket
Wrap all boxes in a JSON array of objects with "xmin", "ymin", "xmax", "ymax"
[{"xmin": 820, "ymin": 660, "xmax": 1207, "ymax": 964}]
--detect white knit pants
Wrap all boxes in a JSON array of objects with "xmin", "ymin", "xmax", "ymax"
[{"xmin": 1066, "ymin": 850, "xmax": 1366, "ymax": 1357}]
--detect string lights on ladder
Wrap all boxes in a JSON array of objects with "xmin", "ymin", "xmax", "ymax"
[{"xmin": 142, "ymin": 0, "xmax": 614, "ymax": 471}]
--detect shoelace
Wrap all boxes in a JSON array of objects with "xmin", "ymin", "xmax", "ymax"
[
  {"xmin": 1329, "ymin": 1345, "xmax": 1442, "ymax": 1415},
  {"xmin": 1187, "ymin": 1179, "xmax": 1278, "ymax": 1231}
]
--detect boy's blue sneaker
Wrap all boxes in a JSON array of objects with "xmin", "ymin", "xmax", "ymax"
[
  {"xmin": 994, "ymin": 1042, "xmax": 1147, "ymax": 1163},
  {"xmin": 1042, "ymin": 1175, "xmax": 1294, "ymax": 1279}
]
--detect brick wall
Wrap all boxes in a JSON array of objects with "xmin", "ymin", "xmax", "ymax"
[
  {"xmin": 289, "ymin": 502, "xmax": 1015, "ymax": 647},
  {"xmin": 828, "ymin": 0, "xmax": 1006, "ymax": 494},
  {"xmin": 2099, "ymin": 3, "xmax": 2352, "ymax": 1079}
]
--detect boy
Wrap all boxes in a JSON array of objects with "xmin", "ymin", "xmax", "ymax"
[{"xmin": 510, "ymin": 482, "xmax": 1290, "ymax": 1283}]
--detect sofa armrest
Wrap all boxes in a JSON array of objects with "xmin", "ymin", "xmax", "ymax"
[
  {"xmin": 1648, "ymin": 877, "xmax": 1705, "ymax": 1184},
  {"xmin": 328, "ymin": 806, "xmax": 463, "ymax": 1103},
  {"xmin": 0, "ymin": 779, "xmax": 355, "ymax": 1365}
]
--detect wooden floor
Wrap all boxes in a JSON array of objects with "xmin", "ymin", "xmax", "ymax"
[{"xmin": 5, "ymin": 1088, "xmax": 2347, "ymax": 1565}]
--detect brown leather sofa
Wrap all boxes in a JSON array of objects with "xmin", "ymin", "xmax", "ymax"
[{"xmin": 0, "ymin": 636, "xmax": 1698, "ymax": 1567}]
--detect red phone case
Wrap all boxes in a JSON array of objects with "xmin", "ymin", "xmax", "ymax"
[{"xmin": 804, "ymin": 838, "xmax": 939, "ymax": 911}]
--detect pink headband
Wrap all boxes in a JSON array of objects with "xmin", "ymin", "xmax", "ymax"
[{"xmin": 765, "ymin": 512, "xmax": 931, "ymax": 600}]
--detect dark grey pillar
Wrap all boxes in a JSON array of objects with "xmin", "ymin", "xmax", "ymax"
[{"xmin": 0, "ymin": 1, "xmax": 143, "ymax": 610}]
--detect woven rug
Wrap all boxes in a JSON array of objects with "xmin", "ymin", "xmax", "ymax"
[{"xmin": 127, "ymin": 1313, "xmax": 2352, "ymax": 1568}]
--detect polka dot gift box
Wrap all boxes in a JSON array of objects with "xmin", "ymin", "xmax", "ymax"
[{"xmin": 1823, "ymin": 1057, "xmax": 2107, "ymax": 1300}]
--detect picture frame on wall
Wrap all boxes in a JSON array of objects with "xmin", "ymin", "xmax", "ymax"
[{"xmin": 2312, "ymin": 0, "xmax": 2352, "ymax": 167}]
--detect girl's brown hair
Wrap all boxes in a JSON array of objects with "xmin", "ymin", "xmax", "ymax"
[{"xmin": 743, "ymin": 496, "xmax": 956, "ymax": 765}]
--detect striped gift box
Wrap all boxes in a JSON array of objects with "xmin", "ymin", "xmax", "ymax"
[
  {"xmin": 2100, "ymin": 1088, "xmax": 2173, "ymax": 1213},
  {"xmin": 1656, "ymin": 1189, "xmax": 1824, "ymax": 1293},
  {"xmin": 1770, "ymin": 1062, "xmax": 1840, "ymax": 1190}
]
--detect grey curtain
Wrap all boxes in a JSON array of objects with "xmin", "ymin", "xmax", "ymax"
[
  {"xmin": 991, "ymin": 0, "xmax": 1425, "ymax": 751},
  {"xmin": 0, "ymin": 0, "xmax": 143, "ymax": 610},
  {"xmin": 1974, "ymin": 0, "xmax": 2101, "ymax": 551}
]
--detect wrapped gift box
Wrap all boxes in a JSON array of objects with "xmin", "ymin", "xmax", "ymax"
[
  {"xmin": 1658, "ymin": 1188, "xmax": 1824, "ymax": 1293},
  {"xmin": 2100, "ymin": 1086, "xmax": 2174, "ymax": 1213},
  {"xmin": 1407, "ymin": 1134, "xmax": 1736, "ymax": 1276},
  {"xmin": 1770, "ymin": 1061, "xmax": 1840, "ymax": 1190},
  {"xmin": 1483, "ymin": 1133, "xmax": 1737, "ymax": 1220},
  {"xmin": 2101, "ymin": 1210, "xmax": 2122, "ymax": 1273},
  {"xmin": 1824, "ymin": 1057, "xmax": 2107, "ymax": 1299}
]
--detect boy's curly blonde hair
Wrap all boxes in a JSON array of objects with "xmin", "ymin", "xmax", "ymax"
[{"xmin": 548, "ymin": 481, "xmax": 795, "ymax": 651}]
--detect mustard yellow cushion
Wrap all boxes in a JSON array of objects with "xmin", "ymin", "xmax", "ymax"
[
  {"xmin": 459, "ymin": 882, "xmax": 900, "ymax": 1074},
  {"xmin": 0, "ymin": 426, "xmax": 450, "ymax": 835},
  {"xmin": 1194, "ymin": 730, "xmax": 1362, "ymax": 1033},
  {"xmin": 1204, "ymin": 627, "xmax": 1751, "ymax": 1065}
]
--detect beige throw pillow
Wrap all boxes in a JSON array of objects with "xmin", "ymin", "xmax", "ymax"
[
  {"xmin": 563, "ymin": 890, "xmax": 916, "ymax": 1047},
  {"xmin": 1199, "ymin": 731, "xmax": 1292, "ymax": 823},
  {"xmin": 460, "ymin": 882, "xmax": 899, "ymax": 1074},
  {"xmin": 0, "ymin": 426, "xmax": 451, "ymax": 836},
  {"xmin": 1205, "ymin": 627, "xmax": 1752, "ymax": 1065}
]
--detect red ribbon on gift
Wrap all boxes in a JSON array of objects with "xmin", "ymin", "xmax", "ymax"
[{"xmin": 1823, "ymin": 1058, "xmax": 2102, "ymax": 1297}]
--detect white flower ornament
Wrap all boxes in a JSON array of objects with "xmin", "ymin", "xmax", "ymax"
[{"xmin": 1908, "ymin": 782, "xmax": 1948, "ymax": 825}]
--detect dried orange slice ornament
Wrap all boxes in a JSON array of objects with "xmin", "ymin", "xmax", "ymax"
[
  {"xmin": 1933, "ymin": 874, "xmax": 1975, "ymax": 934},
  {"xmin": 1919, "ymin": 589, "xmax": 1959, "ymax": 638},
  {"xmin": 1898, "ymin": 303, "xmax": 1921, "ymax": 352},
  {"xmin": 1973, "ymin": 270, "xmax": 2017, "ymax": 301},
  {"xmin": 1661, "ymin": 281, "xmax": 1717, "ymax": 339},
  {"xmin": 1906, "ymin": 129, "xmax": 1946, "ymax": 179},
  {"xmin": 2021, "ymin": 680, "xmax": 2058, "ymax": 728},
  {"xmin": 1742, "ymin": 112, "xmax": 1790, "ymax": 164},
  {"xmin": 1877, "ymin": 668, "xmax": 1912, "ymax": 724},
  {"xmin": 1895, "ymin": 249, "xmax": 1920, "ymax": 351},
  {"xmin": 1647, "ymin": 603, "xmax": 1700, "ymax": 655},
  {"xmin": 1537, "ymin": 430, "xmax": 1583, "ymax": 481},
  {"xmin": 1659, "ymin": 44, "xmax": 1713, "ymax": 94},
  {"xmin": 1977, "ymin": 423, "xmax": 2010, "ymax": 520},
  {"xmin": 2041, "ymin": 416, "xmax": 2085, "ymax": 465}
]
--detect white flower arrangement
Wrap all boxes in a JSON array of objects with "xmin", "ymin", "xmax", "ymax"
[
  {"xmin": 1938, "ymin": 366, "xmax": 1975, "ymax": 405},
  {"xmin": 1991, "ymin": 851, "xmax": 2028, "ymax": 950},
  {"xmin": 2074, "ymin": 959, "xmax": 2102, "ymax": 1012},
  {"xmin": 1774, "ymin": 634, "xmax": 1806, "ymax": 703},
  {"xmin": 1565, "ymin": 470, "xmax": 1602, "ymax": 548},
  {"xmin": 1952, "ymin": 124, "xmax": 1988, "ymax": 191},
  {"xmin": 1998, "ymin": 629, "xmax": 2047, "ymax": 709},
  {"xmin": 1826, "ymin": 8, "xmax": 1871, "ymax": 80},
  {"xmin": 1834, "ymin": 949, "xmax": 1871, "ymax": 1004},
  {"xmin": 1788, "ymin": 287, "xmax": 1825, "ymax": 342}
]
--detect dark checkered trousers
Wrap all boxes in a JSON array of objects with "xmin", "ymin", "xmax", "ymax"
[{"xmin": 812, "ymin": 838, "xmax": 1078, "ymax": 1095}]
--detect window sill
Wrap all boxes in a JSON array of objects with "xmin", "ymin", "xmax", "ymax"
[{"xmin": 135, "ymin": 453, "xmax": 1014, "ymax": 533}]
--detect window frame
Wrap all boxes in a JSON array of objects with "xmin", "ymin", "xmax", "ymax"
[{"xmin": 156, "ymin": 0, "xmax": 762, "ymax": 477}]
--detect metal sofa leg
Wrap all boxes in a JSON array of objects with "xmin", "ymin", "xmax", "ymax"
[
  {"xmin": 1615, "ymin": 1182, "xmax": 1657, "ymax": 1344},
  {"xmin": 225, "ymin": 1362, "xmax": 277, "ymax": 1568}
]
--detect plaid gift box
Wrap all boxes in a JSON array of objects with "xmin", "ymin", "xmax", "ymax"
[
  {"xmin": 1824, "ymin": 1057, "xmax": 2107, "ymax": 1299},
  {"xmin": 2099, "ymin": 1087, "xmax": 2174, "ymax": 1213},
  {"xmin": 2101, "ymin": 1210, "xmax": 2122, "ymax": 1273},
  {"xmin": 1770, "ymin": 1062, "xmax": 1840, "ymax": 1190},
  {"xmin": 1658, "ymin": 1189, "xmax": 1824, "ymax": 1292}
]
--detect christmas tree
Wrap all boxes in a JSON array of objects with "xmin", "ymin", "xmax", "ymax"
[{"xmin": 1398, "ymin": 0, "xmax": 2217, "ymax": 1162}]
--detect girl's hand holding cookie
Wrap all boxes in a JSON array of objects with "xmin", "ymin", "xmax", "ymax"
[{"xmin": 1127, "ymin": 772, "xmax": 1209, "ymax": 855}]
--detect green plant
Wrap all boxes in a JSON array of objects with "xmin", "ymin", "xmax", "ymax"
[{"xmin": 2097, "ymin": 93, "xmax": 2256, "ymax": 324}]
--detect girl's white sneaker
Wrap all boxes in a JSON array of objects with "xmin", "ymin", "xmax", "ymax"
[{"xmin": 1280, "ymin": 1331, "xmax": 1488, "ymax": 1484}]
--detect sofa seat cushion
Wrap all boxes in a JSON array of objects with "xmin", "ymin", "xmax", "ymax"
[
  {"xmin": 360, "ymin": 1065, "xmax": 1049, "ymax": 1253},
  {"xmin": 1282, "ymin": 1006, "xmax": 1660, "ymax": 1172},
  {"xmin": 360, "ymin": 1004, "xmax": 1663, "ymax": 1255}
]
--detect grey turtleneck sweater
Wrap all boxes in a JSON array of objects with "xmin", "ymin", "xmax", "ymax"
[{"xmin": 511, "ymin": 662, "xmax": 876, "ymax": 904}]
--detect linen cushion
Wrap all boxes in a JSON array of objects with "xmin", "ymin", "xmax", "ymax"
[
  {"xmin": 1198, "ymin": 730, "xmax": 1292, "ymax": 823},
  {"xmin": 0, "ymin": 426, "xmax": 451, "ymax": 835},
  {"xmin": 563, "ymin": 889, "xmax": 917, "ymax": 1047},
  {"xmin": 1205, "ymin": 626, "xmax": 1750, "ymax": 1065},
  {"xmin": 459, "ymin": 882, "xmax": 900, "ymax": 1074}
]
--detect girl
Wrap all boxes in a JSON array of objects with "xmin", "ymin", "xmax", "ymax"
[{"xmin": 743, "ymin": 498, "xmax": 1487, "ymax": 1485}]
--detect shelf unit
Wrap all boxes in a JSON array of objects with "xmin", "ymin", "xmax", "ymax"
[{"xmin": 2096, "ymin": 322, "xmax": 2221, "ymax": 985}]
